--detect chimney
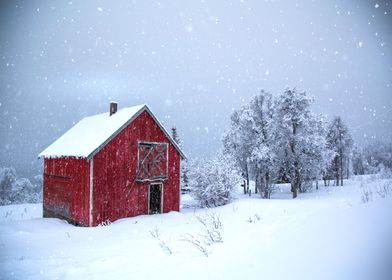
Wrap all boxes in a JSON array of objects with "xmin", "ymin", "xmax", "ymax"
[{"xmin": 109, "ymin": 101, "xmax": 118, "ymax": 116}]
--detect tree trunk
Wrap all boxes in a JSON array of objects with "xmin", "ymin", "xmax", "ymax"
[
  {"xmin": 335, "ymin": 156, "xmax": 339, "ymax": 186},
  {"xmin": 292, "ymin": 183, "xmax": 298, "ymax": 198},
  {"xmin": 340, "ymin": 155, "xmax": 344, "ymax": 186},
  {"xmin": 246, "ymin": 164, "xmax": 250, "ymax": 189},
  {"xmin": 338, "ymin": 128, "xmax": 344, "ymax": 186},
  {"xmin": 255, "ymin": 171, "xmax": 261, "ymax": 195},
  {"xmin": 292, "ymin": 161, "xmax": 300, "ymax": 199},
  {"xmin": 265, "ymin": 171, "xmax": 270, "ymax": 199}
]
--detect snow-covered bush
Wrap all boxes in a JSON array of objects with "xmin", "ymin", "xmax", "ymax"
[
  {"xmin": 0, "ymin": 167, "xmax": 43, "ymax": 205},
  {"xmin": 188, "ymin": 153, "xmax": 241, "ymax": 207},
  {"xmin": 0, "ymin": 167, "xmax": 17, "ymax": 205}
]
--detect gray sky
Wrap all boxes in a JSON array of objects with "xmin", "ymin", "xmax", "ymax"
[{"xmin": 1, "ymin": 0, "xmax": 391, "ymax": 178}]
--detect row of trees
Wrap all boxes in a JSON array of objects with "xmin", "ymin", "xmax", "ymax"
[
  {"xmin": 352, "ymin": 141, "xmax": 392, "ymax": 175},
  {"xmin": 0, "ymin": 167, "xmax": 43, "ymax": 205},
  {"xmin": 222, "ymin": 88, "xmax": 353, "ymax": 199}
]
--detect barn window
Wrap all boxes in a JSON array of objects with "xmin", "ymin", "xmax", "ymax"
[{"xmin": 136, "ymin": 142, "xmax": 168, "ymax": 181}]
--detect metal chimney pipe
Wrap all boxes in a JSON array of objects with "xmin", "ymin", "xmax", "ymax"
[{"xmin": 109, "ymin": 101, "xmax": 118, "ymax": 116}]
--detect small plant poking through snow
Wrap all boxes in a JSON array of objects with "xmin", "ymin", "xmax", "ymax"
[
  {"xmin": 360, "ymin": 184, "xmax": 373, "ymax": 204},
  {"xmin": 376, "ymin": 181, "xmax": 392, "ymax": 198},
  {"xmin": 247, "ymin": 213, "xmax": 261, "ymax": 223},
  {"xmin": 149, "ymin": 226, "xmax": 172, "ymax": 255},
  {"xmin": 182, "ymin": 233, "xmax": 209, "ymax": 257},
  {"xmin": 360, "ymin": 177, "xmax": 392, "ymax": 203},
  {"xmin": 182, "ymin": 212, "xmax": 223, "ymax": 257},
  {"xmin": 196, "ymin": 212, "xmax": 223, "ymax": 244}
]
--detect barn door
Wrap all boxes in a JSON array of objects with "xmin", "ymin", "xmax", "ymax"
[
  {"xmin": 148, "ymin": 183, "xmax": 162, "ymax": 214},
  {"xmin": 137, "ymin": 142, "xmax": 168, "ymax": 181}
]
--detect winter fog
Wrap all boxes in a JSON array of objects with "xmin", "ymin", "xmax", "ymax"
[{"xmin": 1, "ymin": 0, "xmax": 391, "ymax": 178}]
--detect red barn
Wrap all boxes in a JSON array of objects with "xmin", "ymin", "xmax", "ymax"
[{"xmin": 39, "ymin": 103, "xmax": 185, "ymax": 226}]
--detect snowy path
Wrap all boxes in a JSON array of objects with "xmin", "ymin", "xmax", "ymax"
[{"xmin": 0, "ymin": 177, "xmax": 391, "ymax": 280}]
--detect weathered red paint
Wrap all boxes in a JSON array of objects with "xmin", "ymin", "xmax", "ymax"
[
  {"xmin": 43, "ymin": 109, "xmax": 181, "ymax": 226},
  {"xmin": 43, "ymin": 157, "xmax": 90, "ymax": 226}
]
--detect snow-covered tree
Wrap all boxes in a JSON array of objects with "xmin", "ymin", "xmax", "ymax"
[
  {"xmin": 180, "ymin": 159, "xmax": 190, "ymax": 193},
  {"xmin": 326, "ymin": 116, "xmax": 353, "ymax": 186},
  {"xmin": 272, "ymin": 88, "xmax": 317, "ymax": 198},
  {"xmin": 171, "ymin": 126, "xmax": 181, "ymax": 147},
  {"xmin": 352, "ymin": 145, "xmax": 365, "ymax": 175},
  {"xmin": 188, "ymin": 153, "xmax": 241, "ymax": 207},
  {"xmin": 247, "ymin": 91, "xmax": 275, "ymax": 198},
  {"xmin": 222, "ymin": 107, "xmax": 254, "ymax": 189},
  {"xmin": 0, "ymin": 167, "xmax": 17, "ymax": 205},
  {"xmin": 362, "ymin": 141, "xmax": 392, "ymax": 174},
  {"xmin": 171, "ymin": 126, "xmax": 190, "ymax": 193},
  {"xmin": 296, "ymin": 115, "xmax": 332, "ymax": 192},
  {"xmin": 0, "ymin": 167, "xmax": 43, "ymax": 205}
]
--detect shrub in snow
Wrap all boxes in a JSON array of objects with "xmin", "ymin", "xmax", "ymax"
[
  {"xmin": 0, "ymin": 167, "xmax": 42, "ymax": 205},
  {"xmin": 182, "ymin": 212, "xmax": 224, "ymax": 257},
  {"xmin": 196, "ymin": 212, "xmax": 223, "ymax": 244},
  {"xmin": 150, "ymin": 226, "xmax": 173, "ymax": 255},
  {"xmin": 188, "ymin": 153, "xmax": 241, "ymax": 208},
  {"xmin": 376, "ymin": 181, "xmax": 392, "ymax": 198},
  {"xmin": 182, "ymin": 233, "xmax": 209, "ymax": 257},
  {"xmin": 0, "ymin": 167, "xmax": 17, "ymax": 205}
]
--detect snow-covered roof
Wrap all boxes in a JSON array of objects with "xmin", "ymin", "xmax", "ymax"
[{"xmin": 39, "ymin": 104, "xmax": 186, "ymax": 159}]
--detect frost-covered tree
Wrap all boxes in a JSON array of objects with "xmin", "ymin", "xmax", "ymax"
[
  {"xmin": 32, "ymin": 175, "xmax": 43, "ymax": 203},
  {"xmin": 296, "ymin": 115, "xmax": 332, "ymax": 192},
  {"xmin": 171, "ymin": 126, "xmax": 181, "ymax": 147},
  {"xmin": 326, "ymin": 116, "xmax": 353, "ymax": 186},
  {"xmin": 0, "ymin": 167, "xmax": 17, "ymax": 205},
  {"xmin": 180, "ymin": 159, "xmax": 190, "ymax": 193},
  {"xmin": 272, "ymin": 88, "xmax": 317, "ymax": 198},
  {"xmin": 362, "ymin": 141, "xmax": 392, "ymax": 173},
  {"xmin": 188, "ymin": 153, "xmax": 241, "ymax": 207},
  {"xmin": 352, "ymin": 145, "xmax": 365, "ymax": 175},
  {"xmin": 11, "ymin": 178, "xmax": 35, "ymax": 204},
  {"xmin": 171, "ymin": 126, "xmax": 189, "ymax": 193},
  {"xmin": 0, "ymin": 167, "xmax": 43, "ymax": 205},
  {"xmin": 247, "ymin": 91, "xmax": 275, "ymax": 198},
  {"xmin": 222, "ymin": 107, "xmax": 253, "ymax": 189}
]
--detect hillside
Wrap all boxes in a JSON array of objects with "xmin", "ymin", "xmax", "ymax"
[{"xmin": 1, "ymin": 175, "xmax": 391, "ymax": 280}]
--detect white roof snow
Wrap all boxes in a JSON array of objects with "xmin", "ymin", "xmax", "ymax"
[{"xmin": 38, "ymin": 104, "xmax": 185, "ymax": 159}]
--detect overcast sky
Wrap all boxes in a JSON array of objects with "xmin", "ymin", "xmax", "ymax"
[{"xmin": 0, "ymin": 0, "xmax": 391, "ymax": 178}]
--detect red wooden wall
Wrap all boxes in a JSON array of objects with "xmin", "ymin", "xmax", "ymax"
[
  {"xmin": 43, "ymin": 157, "xmax": 90, "ymax": 226},
  {"xmin": 91, "ymin": 110, "xmax": 181, "ymax": 226}
]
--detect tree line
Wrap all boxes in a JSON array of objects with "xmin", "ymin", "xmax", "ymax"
[
  {"xmin": 186, "ymin": 87, "xmax": 391, "ymax": 206},
  {"xmin": 222, "ymin": 88, "xmax": 355, "ymax": 198}
]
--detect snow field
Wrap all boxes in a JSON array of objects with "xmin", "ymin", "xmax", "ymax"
[{"xmin": 0, "ymin": 176, "xmax": 391, "ymax": 280}]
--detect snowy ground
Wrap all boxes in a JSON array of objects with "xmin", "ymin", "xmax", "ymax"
[{"xmin": 1, "ymin": 176, "xmax": 392, "ymax": 280}]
